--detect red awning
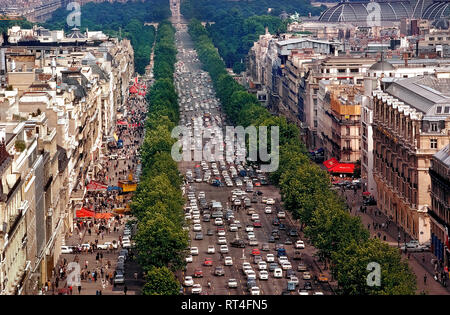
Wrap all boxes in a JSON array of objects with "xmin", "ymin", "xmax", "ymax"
[
  {"xmin": 323, "ymin": 158, "xmax": 339, "ymax": 169},
  {"xmin": 328, "ymin": 163, "xmax": 355, "ymax": 174},
  {"xmin": 76, "ymin": 208, "xmax": 95, "ymax": 218},
  {"xmin": 86, "ymin": 180, "xmax": 108, "ymax": 191}
]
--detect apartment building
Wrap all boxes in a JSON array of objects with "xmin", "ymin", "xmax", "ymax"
[
  {"xmin": 0, "ymin": 32, "xmax": 134, "ymax": 293},
  {"xmin": 429, "ymin": 144, "xmax": 450, "ymax": 268},
  {"xmin": 372, "ymin": 74, "xmax": 450, "ymax": 244},
  {"xmin": 317, "ymin": 82, "xmax": 363, "ymax": 163}
]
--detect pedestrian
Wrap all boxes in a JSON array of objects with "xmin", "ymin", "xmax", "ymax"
[
  {"xmin": 124, "ymin": 285, "xmax": 128, "ymax": 295},
  {"xmin": 78, "ymin": 285, "xmax": 82, "ymax": 295}
]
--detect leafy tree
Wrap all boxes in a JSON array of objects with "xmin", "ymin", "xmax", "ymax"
[
  {"xmin": 142, "ymin": 266, "xmax": 180, "ymax": 295},
  {"xmin": 331, "ymin": 239, "xmax": 417, "ymax": 295}
]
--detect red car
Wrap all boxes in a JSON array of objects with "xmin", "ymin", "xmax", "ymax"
[
  {"xmin": 255, "ymin": 182, "xmax": 261, "ymax": 187},
  {"xmin": 204, "ymin": 258, "xmax": 213, "ymax": 266},
  {"xmin": 251, "ymin": 248, "xmax": 261, "ymax": 256},
  {"xmin": 253, "ymin": 220, "xmax": 262, "ymax": 228},
  {"xmin": 194, "ymin": 268, "xmax": 203, "ymax": 277}
]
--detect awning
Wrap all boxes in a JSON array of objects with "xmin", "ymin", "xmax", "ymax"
[
  {"xmin": 328, "ymin": 163, "xmax": 355, "ymax": 174},
  {"xmin": 95, "ymin": 212, "xmax": 113, "ymax": 219},
  {"xmin": 76, "ymin": 208, "xmax": 94, "ymax": 218},
  {"xmin": 86, "ymin": 180, "xmax": 108, "ymax": 191},
  {"xmin": 323, "ymin": 158, "xmax": 339, "ymax": 169}
]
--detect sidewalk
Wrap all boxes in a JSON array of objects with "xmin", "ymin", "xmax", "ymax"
[{"xmin": 342, "ymin": 188, "xmax": 449, "ymax": 295}]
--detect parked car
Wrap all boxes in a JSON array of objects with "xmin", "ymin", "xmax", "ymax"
[{"xmin": 114, "ymin": 272, "xmax": 125, "ymax": 285}]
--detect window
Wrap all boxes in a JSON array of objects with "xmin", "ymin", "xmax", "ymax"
[
  {"xmin": 338, "ymin": 68, "xmax": 346, "ymax": 73},
  {"xmin": 346, "ymin": 127, "xmax": 350, "ymax": 136},
  {"xmin": 350, "ymin": 68, "xmax": 358, "ymax": 73},
  {"xmin": 431, "ymin": 123, "xmax": 438, "ymax": 132},
  {"xmin": 436, "ymin": 106, "xmax": 442, "ymax": 114},
  {"xmin": 445, "ymin": 106, "xmax": 450, "ymax": 114},
  {"xmin": 430, "ymin": 139, "xmax": 438, "ymax": 149}
]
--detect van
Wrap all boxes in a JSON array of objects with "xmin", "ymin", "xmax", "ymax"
[{"xmin": 61, "ymin": 246, "xmax": 72, "ymax": 254}]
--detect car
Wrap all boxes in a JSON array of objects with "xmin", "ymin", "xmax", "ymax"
[
  {"xmin": 247, "ymin": 232, "xmax": 256, "ymax": 239},
  {"xmin": 231, "ymin": 239, "xmax": 246, "ymax": 248},
  {"xmin": 284, "ymin": 238, "xmax": 293, "ymax": 245},
  {"xmin": 261, "ymin": 243, "xmax": 270, "ymax": 251},
  {"xmin": 281, "ymin": 262, "xmax": 292, "ymax": 270},
  {"xmin": 207, "ymin": 245, "xmax": 215, "ymax": 254},
  {"xmin": 303, "ymin": 272, "xmax": 312, "ymax": 280},
  {"xmin": 194, "ymin": 268, "xmax": 203, "ymax": 278},
  {"xmin": 114, "ymin": 273, "xmax": 125, "ymax": 285},
  {"xmin": 314, "ymin": 291, "xmax": 324, "ymax": 295},
  {"xmin": 220, "ymin": 245, "xmax": 229, "ymax": 253},
  {"xmin": 262, "ymin": 197, "xmax": 268, "ymax": 203},
  {"xmin": 228, "ymin": 278, "xmax": 238, "ymax": 288},
  {"xmin": 61, "ymin": 246, "xmax": 73, "ymax": 254},
  {"xmin": 184, "ymin": 276, "xmax": 194, "ymax": 287},
  {"xmin": 258, "ymin": 261, "xmax": 267, "ymax": 270},
  {"xmin": 277, "ymin": 211, "xmax": 286, "ymax": 218},
  {"xmin": 214, "ymin": 218, "xmax": 223, "ymax": 226},
  {"xmin": 195, "ymin": 232, "xmax": 203, "ymax": 240},
  {"xmin": 303, "ymin": 281, "xmax": 313, "ymax": 290},
  {"xmin": 297, "ymin": 263, "xmax": 308, "ymax": 272},
  {"xmin": 251, "ymin": 248, "xmax": 261, "ymax": 256},
  {"xmin": 279, "ymin": 223, "xmax": 286, "ymax": 231},
  {"xmin": 298, "ymin": 290, "xmax": 309, "ymax": 295},
  {"xmin": 268, "ymin": 235, "xmax": 275, "ymax": 243},
  {"xmin": 273, "ymin": 268, "xmax": 283, "ymax": 278},
  {"xmin": 269, "ymin": 263, "xmax": 279, "ymax": 271},
  {"xmin": 217, "ymin": 228, "xmax": 226, "ymax": 236},
  {"xmin": 318, "ymin": 274, "xmax": 329, "ymax": 283},
  {"xmin": 259, "ymin": 270, "xmax": 269, "ymax": 280},
  {"xmin": 246, "ymin": 270, "xmax": 256, "ymax": 280},
  {"xmin": 253, "ymin": 220, "xmax": 262, "ymax": 228},
  {"xmin": 251, "ymin": 213, "xmax": 260, "ymax": 221},
  {"xmin": 266, "ymin": 198, "xmax": 275, "ymax": 205},
  {"xmin": 204, "ymin": 258, "xmax": 213, "ymax": 266},
  {"xmin": 266, "ymin": 254, "xmax": 275, "ymax": 262},
  {"xmin": 289, "ymin": 229, "xmax": 299, "ymax": 237},
  {"xmin": 217, "ymin": 237, "xmax": 227, "ymax": 244},
  {"xmin": 229, "ymin": 224, "xmax": 238, "ymax": 232},
  {"xmin": 246, "ymin": 225, "xmax": 254, "ymax": 232},
  {"xmin": 250, "ymin": 287, "xmax": 260, "ymax": 295},
  {"xmin": 272, "ymin": 218, "xmax": 280, "ymax": 226},
  {"xmin": 278, "ymin": 256, "xmax": 288, "ymax": 264},
  {"xmin": 191, "ymin": 284, "xmax": 202, "ymax": 294},
  {"xmin": 190, "ymin": 247, "xmax": 199, "ymax": 256},
  {"xmin": 295, "ymin": 240, "xmax": 305, "ymax": 249},
  {"xmin": 248, "ymin": 238, "xmax": 259, "ymax": 246},
  {"xmin": 207, "ymin": 229, "xmax": 214, "ymax": 236},
  {"xmin": 186, "ymin": 255, "xmax": 193, "ymax": 263},
  {"xmin": 264, "ymin": 207, "xmax": 272, "ymax": 214},
  {"xmin": 215, "ymin": 266, "xmax": 225, "ymax": 276},
  {"xmin": 193, "ymin": 224, "xmax": 202, "ymax": 232},
  {"xmin": 289, "ymin": 275, "xmax": 299, "ymax": 286},
  {"xmin": 224, "ymin": 256, "xmax": 233, "ymax": 266}
]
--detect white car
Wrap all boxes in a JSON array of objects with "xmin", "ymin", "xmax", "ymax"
[
  {"xmin": 299, "ymin": 290, "xmax": 309, "ymax": 295},
  {"xmin": 217, "ymin": 229, "xmax": 226, "ymax": 236},
  {"xmin": 61, "ymin": 246, "xmax": 72, "ymax": 254},
  {"xmin": 217, "ymin": 237, "xmax": 227, "ymax": 244},
  {"xmin": 246, "ymin": 225, "xmax": 254, "ymax": 232},
  {"xmin": 186, "ymin": 255, "xmax": 193, "ymax": 263},
  {"xmin": 273, "ymin": 268, "xmax": 283, "ymax": 278},
  {"xmin": 224, "ymin": 256, "xmax": 233, "ymax": 266},
  {"xmin": 191, "ymin": 284, "xmax": 202, "ymax": 294},
  {"xmin": 228, "ymin": 278, "xmax": 238, "ymax": 288},
  {"xmin": 259, "ymin": 270, "xmax": 269, "ymax": 280},
  {"xmin": 207, "ymin": 245, "xmax": 215, "ymax": 254},
  {"xmin": 281, "ymin": 262, "xmax": 292, "ymax": 270},
  {"xmin": 278, "ymin": 256, "xmax": 288, "ymax": 265},
  {"xmin": 258, "ymin": 261, "xmax": 267, "ymax": 270},
  {"xmin": 266, "ymin": 254, "xmax": 275, "ymax": 262},
  {"xmin": 220, "ymin": 245, "xmax": 229, "ymax": 253},
  {"xmin": 264, "ymin": 207, "xmax": 272, "ymax": 214},
  {"xmin": 229, "ymin": 224, "xmax": 238, "ymax": 232},
  {"xmin": 251, "ymin": 213, "xmax": 259, "ymax": 221},
  {"xmin": 266, "ymin": 198, "xmax": 275, "ymax": 205},
  {"xmin": 246, "ymin": 270, "xmax": 256, "ymax": 280},
  {"xmin": 184, "ymin": 276, "xmax": 194, "ymax": 287},
  {"xmin": 314, "ymin": 291, "xmax": 324, "ymax": 295},
  {"xmin": 250, "ymin": 286, "xmax": 260, "ymax": 295},
  {"xmin": 214, "ymin": 218, "xmax": 223, "ymax": 226},
  {"xmin": 193, "ymin": 224, "xmax": 202, "ymax": 231},
  {"xmin": 277, "ymin": 211, "xmax": 286, "ymax": 219},
  {"xmin": 295, "ymin": 240, "xmax": 305, "ymax": 249},
  {"xmin": 190, "ymin": 247, "xmax": 199, "ymax": 256}
]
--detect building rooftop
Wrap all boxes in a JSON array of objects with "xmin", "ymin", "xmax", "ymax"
[{"xmin": 434, "ymin": 144, "xmax": 450, "ymax": 168}]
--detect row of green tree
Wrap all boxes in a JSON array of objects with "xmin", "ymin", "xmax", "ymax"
[
  {"xmin": 131, "ymin": 21, "xmax": 187, "ymax": 295},
  {"xmin": 43, "ymin": 1, "xmax": 170, "ymax": 74},
  {"xmin": 188, "ymin": 19, "xmax": 417, "ymax": 295}
]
